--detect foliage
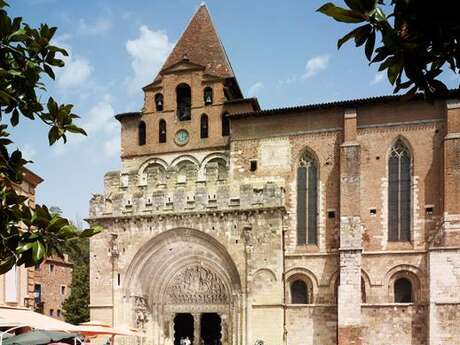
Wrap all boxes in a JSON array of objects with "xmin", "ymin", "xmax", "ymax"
[
  {"xmin": 0, "ymin": 1, "xmax": 101, "ymax": 274},
  {"xmin": 317, "ymin": 0, "xmax": 460, "ymax": 98},
  {"xmin": 62, "ymin": 237, "xmax": 90, "ymax": 324}
]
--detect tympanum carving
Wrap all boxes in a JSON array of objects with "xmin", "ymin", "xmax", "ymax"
[{"xmin": 166, "ymin": 266, "xmax": 227, "ymax": 304}]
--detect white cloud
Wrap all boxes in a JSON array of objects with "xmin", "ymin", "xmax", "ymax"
[
  {"xmin": 247, "ymin": 82, "xmax": 264, "ymax": 97},
  {"xmin": 82, "ymin": 95, "xmax": 117, "ymax": 136},
  {"xmin": 125, "ymin": 25, "xmax": 174, "ymax": 95},
  {"xmin": 370, "ymin": 72, "xmax": 385, "ymax": 85},
  {"xmin": 53, "ymin": 35, "xmax": 93, "ymax": 89},
  {"xmin": 78, "ymin": 18, "xmax": 112, "ymax": 35},
  {"xmin": 57, "ymin": 56, "xmax": 93, "ymax": 89},
  {"xmin": 277, "ymin": 75, "xmax": 297, "ymax": 87},
  {"xmin": 103, "ymin": 136, "xmax": 120, "ymax": 157},
  {"xmin": 53, "ymin": 95, "xmax": 118, "ymax": 157},
  {"xmin": 302, "ymin": 55, "xmax": 330, "ymax": 79}
]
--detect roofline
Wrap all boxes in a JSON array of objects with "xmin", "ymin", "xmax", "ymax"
[
  {"xmin": 205, "ymin": 3, "xmax": 237, "ymax": 79},
  {"xmin": 230, "ymin": 89, "xmax": 460, "ymax": 119},
  {"xmin": 115, "ymin": 112, "xmax": 141, "ymax": 122},
  {"xmin": 224, "ymin": 97, "xmax": 261, "ymax": 111},
  {"xmin": 23, "ymin": 167, "xmax": 44, "ymax": 187}
]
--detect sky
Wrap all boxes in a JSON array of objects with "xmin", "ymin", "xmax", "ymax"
[{"xmin": 7, "ymin": 0, "xmax": 460, "ymax": 224}]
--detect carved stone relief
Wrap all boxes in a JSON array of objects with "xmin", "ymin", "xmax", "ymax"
[
  {"xmin": 166, "ymin": 266, "xmax": 228, "ymax": 304},
  {"xmin": 132, "ymin": 296, "xmax": 150, "ymax": 330}
]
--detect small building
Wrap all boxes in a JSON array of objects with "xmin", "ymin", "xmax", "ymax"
[{"xmin": 0, "ymin": 168, "xmax": 73, "ymax": 321}]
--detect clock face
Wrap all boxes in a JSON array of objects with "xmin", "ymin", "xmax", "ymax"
[{"xmin": 175, "ymin": 129, "xmax": 189, "ymax": 146}]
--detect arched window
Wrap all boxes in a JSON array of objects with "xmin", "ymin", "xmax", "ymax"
[
  {"xmin": 138, "ymin": 121, "xmax": 146, "ymax": 146},
  {"xmin": 394, "ymin": 278, "xmax": 412, "ymax": 303},
  {"xmin": 290, "ymin": 280, "xmax": 309, "ymax": 304},
  {"xmin": 200, "ymin": 114, "xmax": 209, "ymax": 139},
  {"xmin": 204, "ymin": 87, "xmax": 213, "ymax": 105},
  {"xmin": 361, "ymin": 277, "xmax": 366, "ymax": 303},
  {"xmin": 176, "ymin": 84, "xmax": 191, "ymax": 121},
  {"xmin": 388, "ymin": 139, "xmax": 411, "ymax": 242},
  {"xmin": 222, "ymin": 112, "xmax": 230, "ymax": 136},
  {"xmin": 297, "ymin": 150, "xmax": 318, "ymax": 245},
  {"xmin": 159, "ymin": 119, "xmax": 166, "ymax": 143},
  {"xmin": 155, "ymin": 93, "xmax": 164, "ymax": 112}
]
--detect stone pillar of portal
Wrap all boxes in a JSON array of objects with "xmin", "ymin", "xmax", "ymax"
[
  {"xmin": 192, "ymin": 313, "xmax": 201, "ymax": 345},
  {"xmin": 337, "ymin": 108, "xmax": 363, "ymax": 345}
]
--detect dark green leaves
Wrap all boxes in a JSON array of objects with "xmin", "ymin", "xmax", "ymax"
[
  {"xmin": 318, "ymin": 0, "xmax": 459, "ymax": 98},
  {"xmin": 0, "ymin": 1, "xmax": 102, "ymax": 273},
  {"xmin": 317, "ymin": 3, "xmax": 366, "ymax": 23}
]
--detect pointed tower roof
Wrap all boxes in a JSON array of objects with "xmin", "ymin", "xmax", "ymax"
[{"xmin": 154, "ymin": 4, "xmax": 235, "ymax": 82}]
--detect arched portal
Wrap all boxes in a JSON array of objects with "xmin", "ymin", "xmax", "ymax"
[{"xmin": 124, "ymin": 228, "xmax": 242, "ymax": 345}]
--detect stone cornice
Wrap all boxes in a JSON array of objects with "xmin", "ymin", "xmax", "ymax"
[{"xmin": 86, "ymin": 205, "xmax": 286, "ymax": 223}]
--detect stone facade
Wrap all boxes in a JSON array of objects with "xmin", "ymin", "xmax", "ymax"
[{"xmin": 88, "ymin": 4, "xmax": 460, "ymax": 345}]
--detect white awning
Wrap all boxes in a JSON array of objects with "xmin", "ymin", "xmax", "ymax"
[{"xmin": 0, "ymin": 305, "xmax": 77, "ymax": 332}]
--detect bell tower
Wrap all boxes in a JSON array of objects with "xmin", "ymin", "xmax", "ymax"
[{"xmin": 116, "ymin": 4, "xmax": 259, "ymax": 159}]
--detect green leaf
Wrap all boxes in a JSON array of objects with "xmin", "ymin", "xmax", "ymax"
[
  {"xmin": 8, "ymin": 28, "xmax": 27, "ymax": 41},
  {"xmin": 372, "ymin": 7, "xmax": 386, "ymax": 22},
  {"xmin": 365, "ymin": 31, "xmax": 376, "ymax": 60},
  {"xmin": 32, "ymin": 241, "xmax": 45, "ymax": 262},
  {"xmin": 317, "ymin": 3, "xmax": 366, "ymax": 23},
  {"xmin": 16, "ymin": 242, "xmax": 34, "ymax": 254},
  {"xmin": 11, "ymin": 108, "xmax": 19, "ymax": 126},
  {"xmin": 44, "ymin": 64, "xmax": 55, "ymax": 80},
  {"xmin": 65, "ymin": 124, "xmax": 87, "ymax": 136},
  {"xmin": 388, "ymin": 61, "xmax": 402, "ymax": 85},
  {"xmin": 338, "ymin": 25, "xmax": 368, "ymax": 49},
  {"xmin": 0, "ymin": 256, "xmax": 16, "ymax": 275},
  {"xmin": 48, "ymin": 126, "xmax": 60, "ymax": 145}
]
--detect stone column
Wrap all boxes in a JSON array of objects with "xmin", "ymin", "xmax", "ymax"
[
  {"xmin": 428, "ymin": 99, "xmax": 460, "ymax": 345},
  {"xmin": 441, "ymin": 99, "xmax": 460, "ymax": 246},
  {"xmin": 193, "ymin": 313, "xmax": 201, "ymax": 345},
  {"xmin": 338, "ymin": 109, "xmax": 363, "ymax": 345}
]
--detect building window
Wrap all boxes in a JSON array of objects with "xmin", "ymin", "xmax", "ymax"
[
  {"xmin": 50, "ymin": 309, "xmax": 54, "ymax": 317},
  {"xmin": 394, "ymin": 277, "xmax": 412, "ymax": 303},
  {"xmin": 388, "ymin": 140, "xmax": 411, "ymax": 242},
  {"xmin": 361, "ymin": 277, "xmax": 366, "ymax": 303},
  {"xmin": 5, "ymin": 266, "xmax": 17, "ymax": 303},
  {"xmin": 57, "ymin": 310, "xmax": 61, "ymax": 318},
  {"xmin": 176, "ymin": 84, "xmax": 191, "ymax": 121},
  {"xmin": 34, "ymin": 284, "xmax": 42, "ymax": 304},
  {"xmin": 204, "ymin": 87, "xmax": 213, "ymax": 105},
  {"xmin": 297, "ymin": 150, "xmax": 318, "ymax": 245},
  {"xmin": 159, "ymin": 119, "xmax": 167, "ymax": 143},
  {"xmin": 221, "ymin": 112, "xmax": 230, "ymax": 136},
  {"xmin": 138, "ymin": 121, "xmax": 146, "ymax": 146},
  {"xmin": 60, "ymin": 285, "xmax": 66, "ymax": 295},
  {"xmin": 49, "ymin": 264, "xmax": 54, "ymax": 273},
  {"xmin": 290, "ymin": 280, "xmax": 309, "ymax": 304},
  {"xmin": 200, "ymin": 114, "xmax": 209, "ymax": 139},
  {"xmin": 155, "ymin": 93, "xmax": 164, "ymax": 112}
]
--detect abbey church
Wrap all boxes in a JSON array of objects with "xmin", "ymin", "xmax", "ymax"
[{"xmin": 88, "ymin": 4, "xmax": 460, "ymax": 345}]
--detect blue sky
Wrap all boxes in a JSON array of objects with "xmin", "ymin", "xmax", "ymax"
[{"xmin": 7, "ymin": 0, "xmax": 460, "ymax": 223}]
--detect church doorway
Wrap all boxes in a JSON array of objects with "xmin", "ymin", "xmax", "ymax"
[
  {"xmin": 201, "ymin": 313, "xmax": 222, "ymax": 345},
  {"xmin": 174, "ymin": 313, "xmax": 194, "ymax": 345}
]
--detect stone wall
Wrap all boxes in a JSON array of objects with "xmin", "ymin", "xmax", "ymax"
[{"xmin": 362, "ymin": 305, "xmax": 428, "ymax": 345}]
